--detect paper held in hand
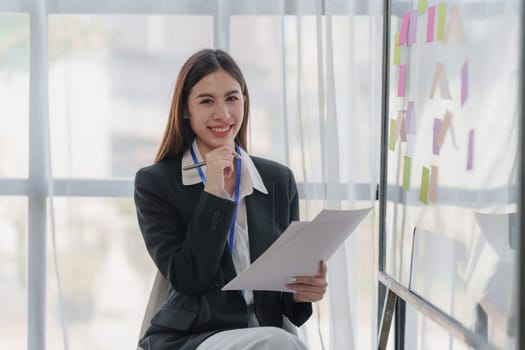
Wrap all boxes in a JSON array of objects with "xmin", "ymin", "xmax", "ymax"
[{"xmin": 222, "ymin": 207, "xmax": 373, "ymax": 292}]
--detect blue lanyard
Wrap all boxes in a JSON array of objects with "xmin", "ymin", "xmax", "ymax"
[{"xmin": 190, "ymin": 144, "xmax": 241, "ymax": 254}]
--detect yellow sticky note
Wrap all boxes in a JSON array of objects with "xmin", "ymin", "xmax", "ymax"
[
  {"xmin": 393, "ymin": 33, "xmax": 401, "ymax": 65},
  {"xmin": 419, "ymin": 166, "xmax": 429, "ymax": 204},
  {"xmin": 389, "ymin": 119, "xmax": 397, "ymax": 151},
  {"xmin": 437, "ymin": 3, "xmax": 447, "ymax": 41},
  {"xmin": 403, "ymin": 156, "xmax": 412, "ymax": 190},
  {"xmin": 418, "ymin": 0, "xmax": 427, "ymax": 14}
]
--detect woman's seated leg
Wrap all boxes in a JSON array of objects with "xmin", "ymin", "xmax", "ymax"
[{"xmin": 197, "ymin": 326, "xmax": 307, "ymax": 350}]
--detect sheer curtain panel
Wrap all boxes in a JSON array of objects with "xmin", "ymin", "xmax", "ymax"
[{"xmin": 0, "ymin": 1, "xmax": 383, "ymax": 349}]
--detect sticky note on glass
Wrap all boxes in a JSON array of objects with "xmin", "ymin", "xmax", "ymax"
[
  {"xmin": 427, "ymin": 6, "xmax": 436, "ymax": 43},
  {"xmin": 419, "ymin": 166, "xmax": 430, "ymax": 204},
  {"xmin": 444, "ymin": 6, "xmax": 466, "ymax": 43},
  {"xmin": 418, "ymin": 0, "xmax": 428, "ymax": 14},
  {"xmin": 397, "ymin": 110, "xmax": 408, "ymax": 142},
  {"xmin": 437, "ymin": 3, "xmax": 447, "ymax": 41},
  {"xmin": 436, "ymin": 110, "xmax": 453, "ymax": 151},
  {"xmin": 406, "ymin": 101, "xmax": 416, "ymax": 134},
  {"xmin": 408, "ymin": 11, "xmax": 418, "ymax": 46},
  {"xmin": 403, "ymin": 156, "xmax": 412, "ymax": 190},
  {"xmin": 389, "ymin": 119, "xmax": 397, "ymax": 151},
  {"xmin": 429, "ymin": 62, "xmax": 452, "ymax": 99},
  {"xmin": 467, "ymin": 129, "xmax": 474, "ymax": 170},
  {"xmin": 398, "ymin": 12, "xmax": 411, "ymax": 46},
  {"xmin": 433, "ymin": 118, "xmax": 442, "ymax": 155},
  {"xmin": 449, "ymin": 118, "xmax": 458, "ymax": 149},
  {"xmin": 393, "ymin": 33, "xmax": 401, "ymax": 65},
  {"xmin": 398, "ymin": 64, "xmax": 407, "ymax": 97},
  {"xmin": 429, "ymin": 165, "xmax": 438, "ymax": 202},
  {"xmin": 461, "ymin": 60, "xmax": 468, "ymax": 107}
]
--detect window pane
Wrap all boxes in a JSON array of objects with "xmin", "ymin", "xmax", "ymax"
[
  {"xmin": 0, "ymin": 15, "xmax": 29, "ymax": 178},
  {"xmin": 0, "ymin": 197, "xmax": 27, "ymax": 348},
  {"xmin": 46, "ymin": 198, "xmax": 156, "ymax": 350},
  {"xmin": 385, "ymin": 4, "xmax": 519, "ymax": 348},
  {"xmin": 230, "ymin": 16, "xmax": 286, "ymax": 164},
  {"xmin": 49, "ymin": 15, "xmax": 213, "ymax": 178}
]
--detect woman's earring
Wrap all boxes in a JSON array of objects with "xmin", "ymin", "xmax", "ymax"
[{"xmin": 183, "ymin": 115, "xmax": 189, "ymax": 119}]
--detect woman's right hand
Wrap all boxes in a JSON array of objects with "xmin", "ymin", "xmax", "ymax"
[{"xmin": 203, "ymin": 145, "xmax": 240, "ymax": 197}]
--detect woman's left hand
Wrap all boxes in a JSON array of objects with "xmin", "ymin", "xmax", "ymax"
[{"xmin": 286, "ymin": 261, "xmax": 328, "ymax": 303}]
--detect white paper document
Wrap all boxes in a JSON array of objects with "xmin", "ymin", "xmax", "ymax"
[{"xmin": 222, "ymin": 207, "xmax": 373, "ymax": 292}]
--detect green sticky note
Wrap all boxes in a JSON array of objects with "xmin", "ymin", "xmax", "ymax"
[
  {"xmin": 393, "ymin": 33, "xmax": 401, "ymax": 65},
  {"xmin": 389, "ymin": 119, "xmax": 397, "ymax": 151},
  {"xmin": 419, "ymin": 166, "xmax": 429, "ymax": 204},
  {"xmin": 437, "ymin": 3, "xmax": 447, "ymax": 41},
  {"xmin": 403, "ymin": 156, "xmax": 412, "ymax": 190},
  {"xmin": 418, "ymin": 0, "xmax": 428, "ymax": 14}
]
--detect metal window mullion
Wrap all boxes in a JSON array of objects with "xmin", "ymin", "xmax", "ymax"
[
  {"xmin": 377, "ymin": 0, "xmax": 391, "ymax": 341},
  {"xmin": 519, "ymin": 0, "xmax": 525, "ymax": 347},
  {"xmin": 213, "ymin": 0, "xmax": 230, "ymax": 51},
  {"xmin": 28, "ymin": 1, "xmax": 49, "ymax": 349}
]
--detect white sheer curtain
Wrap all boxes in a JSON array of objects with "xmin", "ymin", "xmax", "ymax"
[{"xmin": 0, "ymin": 1, "xmax": 383, "ymax": 349}]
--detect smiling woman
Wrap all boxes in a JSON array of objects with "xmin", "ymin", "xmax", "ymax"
[{"xmin": 134, "ymin": 49, "xmax": 328, "ymax": 350}]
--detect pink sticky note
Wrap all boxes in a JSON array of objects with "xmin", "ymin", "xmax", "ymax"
[
  {"xmin": 398, "ymin": 64, "xmax": 407, "ymax": 97},
  {"xmin": 467, "ymin": 129, "xmax": 474, "ymax": 170},
  {"xmin": 406, "ymin": 101, "xmax": 416, "ymax": 134},
  {"xmin": 429, "ymin": 165, "xmax": 438, "ymax": 202},
  {"xmin": 398, "ymin": 13, "xmax": 411, "ymax": 46},
  {"xmin": 427, "ymin": 6, "xmax": 436, "ymax": 43},
  {"xmin": 461, "ymin": 61, "xmax": 468, "ymax": 107},
  {"xmin": 408, "ymin": 11, "xmax": 418, "ymax": 45},
  {"xmin": 433, "ymin": 118, "xmax": 442, "ymax": 155}
]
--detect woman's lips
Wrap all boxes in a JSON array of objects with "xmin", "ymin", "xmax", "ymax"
[{"xmin": 208, "ymin": 125, "xmax": 233, "ymax": 137}]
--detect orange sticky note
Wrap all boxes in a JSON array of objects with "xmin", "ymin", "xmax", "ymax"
[
  {"xmin": 429, "ymin": 63, "xmax": 452, "ymax": 99},
  {"xmin": 429, "ymin": 165, "xmax": 438, "ymax": 202},
  {"xmin": 444, "ymin": 6, "xmax": 466, "ymax": 43},
  {"xmin": 398, "ymin": 64, "xmax": 407, "ymax": 97},
  {"xmin": 436, "ymin": 110, "xmax": 453, "ymax": 150},
  {"xmin": 397, "ymin": 110, "xmax": 408, "ymax": 142}
]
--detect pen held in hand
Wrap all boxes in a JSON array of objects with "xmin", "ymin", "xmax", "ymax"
[
  {"xmin": 182, "ymin": 153, "xmax": 241, "ymax": 171},
  {"xmin": 183, "ymin": 161, "xmax": 207, "ymax": 171}
]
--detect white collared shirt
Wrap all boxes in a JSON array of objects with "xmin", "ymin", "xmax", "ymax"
[{"xmin": 182, "ymin": 140, "xmax": 268, "ymax": 305}]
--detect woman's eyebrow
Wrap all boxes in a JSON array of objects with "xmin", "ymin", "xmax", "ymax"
[
  {"xmin": 196, "ymin": 89, "xmax": 241, "ymax": 99},
  {"xmin": 224, "ymin": 89, "xmax": 241, "ymax": 96},
  {"xmin": 195, "ymin": 93, "xmax": 214, "ymax": 99}
]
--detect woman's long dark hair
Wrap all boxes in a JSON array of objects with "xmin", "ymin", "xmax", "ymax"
[{"xmin": 155, "ymin": 49, "xmax": 250, "ymax": 163}]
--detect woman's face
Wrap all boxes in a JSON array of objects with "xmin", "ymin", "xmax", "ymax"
[{"xmin": 187, "ymin": 69, "xmax": 244, "ymax": 156}]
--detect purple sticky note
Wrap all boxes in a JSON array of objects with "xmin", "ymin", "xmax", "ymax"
[
  {"xmin": 398, "ymin": 64, "xmax": 407, "ymax": 97},
  {"xmin": 467, "ymin": 129, "xmax": 474, "ymax": 170},
  {"xmin": 427, "ymin": 6, "xmax": 436, "ymax": 43},
  {"xmin": 433, "ymin": 118, "xmax": 442, "ymax": 155},
  {"xmin": 398, "ymin": 13, "xmax": 411, "ymax": 46},
  {"xmin": 408, "ymin": 11, "xmax": 418, "ymax": 45},
  {"xmin": 406, "ymin": 101, "xmax": 416, "ymax": 134},
  {"xmin": 461, "ymin": 61, "xmax": 468, "ymax": 107}
]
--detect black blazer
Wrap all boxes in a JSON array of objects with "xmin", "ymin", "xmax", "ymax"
[{"xmin": 134, "ymin": 154, "xmax": 312, "ymax": 350}]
